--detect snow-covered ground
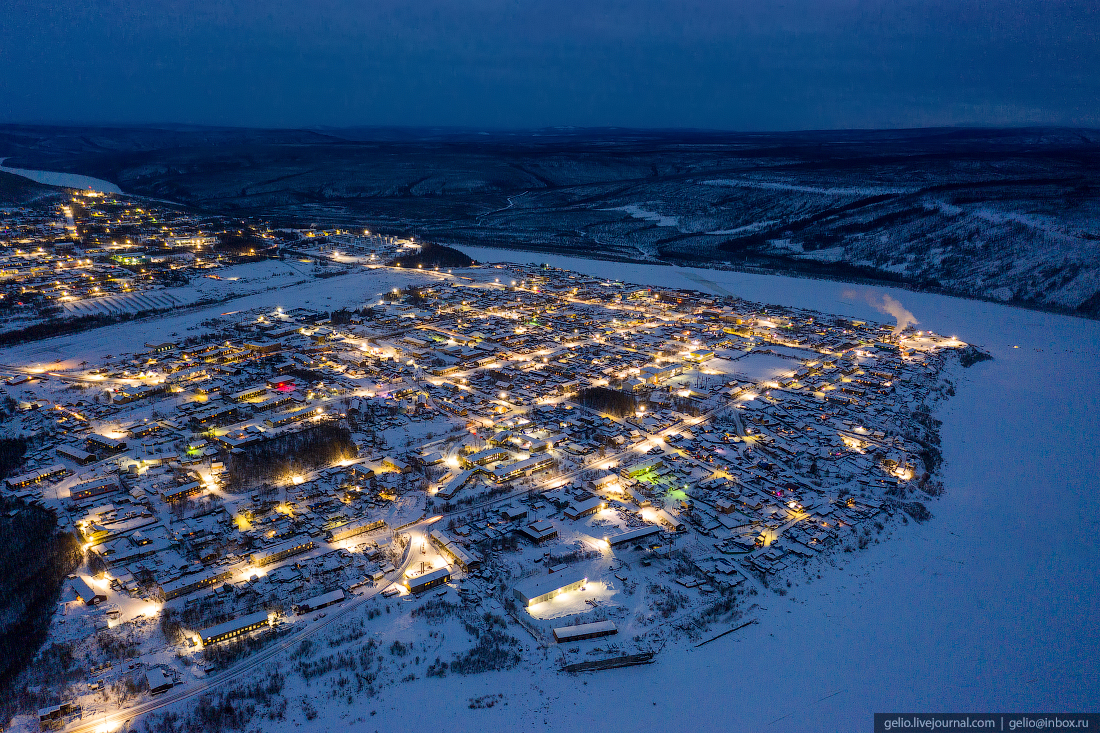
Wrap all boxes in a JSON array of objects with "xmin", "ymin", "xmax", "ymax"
[
  {"xmin": 336, "ymin": 246, "xmax": 1100, "ymax": 729},
  {"xmin": 607, "ymin": 205, "xmax": 681, "ymax": 228},
  {"xmin": 7, "ymin": 253, "xmax": 1097, "ymax": 731},
  {"xmin": 59, "ymin": 260, "xmax": 316, "ymax": 318},
  {"xmin": 2, "ymin": 266, "xmax": 444, "ymax": 369},
  {"xmin": 0, "ymin": 159, "xmax": 122, "ymax": 193}
]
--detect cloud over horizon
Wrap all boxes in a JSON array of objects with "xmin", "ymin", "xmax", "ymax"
[{"xmin": 2, "ymin": 0, "xmax": 1098, "ymax": 130}]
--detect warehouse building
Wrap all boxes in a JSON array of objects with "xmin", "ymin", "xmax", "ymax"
[
  {"xmin": 513, "ymin": 573, "xmax": 587, "ymax": 608},
  {"xmin": 553, "ymin": 620, "xmax": 618, "ymax": 643},
  {"xmin": 198, "ymin": 611, "xmax": 271, "ymax": 645}
]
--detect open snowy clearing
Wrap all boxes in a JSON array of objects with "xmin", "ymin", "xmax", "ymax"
[
  {"xmin": 706, "ymin": 352, "xmax": 799, "ymax": 382},
  {"xmin": 1, "ymin": 266, "xmax": 442, "ymax": 370}
]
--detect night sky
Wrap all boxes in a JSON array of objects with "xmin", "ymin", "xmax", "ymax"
[{"xmin": 2, "ymin": 0, "xmax": 1097, "ymax": 130}]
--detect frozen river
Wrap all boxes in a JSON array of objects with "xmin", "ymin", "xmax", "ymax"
[
  {"xmin": 355, "ymin": 246, "xmax": 1097, "ymax": 730},
  {"xmin": 6, "ymin": 246, "xmax": 1094, "ymax": 730},
  {"xmin": 0, "ymin": 157, "xmax": 122, "ymax": 193}
]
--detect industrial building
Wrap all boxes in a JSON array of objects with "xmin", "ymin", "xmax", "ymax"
[{"xmin": 553, "ymin": 620, "xmax": 618, "ymax": 643}]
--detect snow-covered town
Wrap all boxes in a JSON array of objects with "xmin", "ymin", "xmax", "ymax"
[
  {"xmin": 0, "ymin": 240, "xmax": 975, "ymax": 730},
  {"xmin": 0, "ymin": 189, "xmax": 423, "ymax": 333}
]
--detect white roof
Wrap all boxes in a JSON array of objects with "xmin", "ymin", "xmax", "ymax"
[
  {"xmin": 298, "ymin": 588, "xmax": 345, "ymax": 610},
  {"xmin": 553, "ymin": 620, "xmax": 617, "ymax": 641}
]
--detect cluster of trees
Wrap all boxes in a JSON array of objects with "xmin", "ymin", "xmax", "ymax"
[
  {"xmin": 449, "ymin": 622, "xmax": 521, "ymax": 675},
  {"xmin": 0, "ymin": 641, "xmax": 83, "ymax": 727},
  {"xmin": 0, "ymin": 310, "xmax": 158, "ymax": 347},
  {"xmin": 0, "ymin": 436, "xmax": 28, "ymax": 479},
  {"xmin": 388, "ymin": 242, "xmax": 474, "ymax": 269},
  {"xmin": 0, "ymin": 496, "xmax": 83, "ymax": 719},
  {"xmin": 576, "ymin": 386, "xmax": 638, "ymax": 417},
  {"xmin": 227, "ymin": 421, "xmax": 356, "ymax": 490},
  {"xmin": 141, "ymin": 670, "xmax": 287, "ymax": 733},
  {"xmin": 647, "ymin": 582, "xmax": 691, "ymax": 618},
  {"xmin": 959, "ymin": 345, "xmax": 994, "ymax": 368}
]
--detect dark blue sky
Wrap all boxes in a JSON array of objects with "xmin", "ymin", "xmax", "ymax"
[{"xmin": 2, "ymin": 0, "xmax": 1097, "ymax": 130}]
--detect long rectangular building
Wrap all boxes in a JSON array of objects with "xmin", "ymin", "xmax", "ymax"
[
  {"xmin": 159, "ymin": 569, "xmax": 233, "ymax": 601},
  {"xmin": 490, "ymin": 453, "xmax": 554, "ymax": 483},
  {"xmin": 604, "ymin": 524, "xmax": 663, "ymax": 548},
  {"xmin": 87, "ymin": 434, "xmax": 127, "ymax": 453},
  {"xmin": 462, "ymin": 447, "xmax": 510, "ymax": 467},
  {"xmin": 428, "ymin": 530, "xmax": 482, "ymax": 571},
  {"xmin": 435, "ymin": 469, "xmax": 473, "ymax": 499},
  {"xmin": 263, "ymin": 406, "xmax": 319, "ymax": 428},
  {"xmin": 329, "ymin": 517, "xmax": 387, "ymax": 543},
  {"xmin": 5, "ymin": 464, "xmax": 67, "ymax": 490},
  {"xmin": 251, "ymin": 537, "xmax": 314, "ymax": 567},
  {"xmin": 404, "ymin": 566, "xmax": 451, "ymax": 594},
  {"xmin": 162, "ymin": 481, "xmax": 203, "ymax": 503},
  {"xmin": 70, "ymin": 475, "xmax": 121, "ymax": 504},
  {"xmin": 295, "ymin": 589, "xmax": 346, "ymax": 614},
  {"xmin": 513, "ymin": 572, "xmax": 587, "ymax": 608},
  {"xmin": 57, "ymin": 445, "xmax": 96, "ymax": 465},
  {"xmin": 553, "ymin": 620, "xmax": 618, "ymax": 643},
  {"xmin": 198, "ymin": 611, "xmax": 271, "ymax": 645}
]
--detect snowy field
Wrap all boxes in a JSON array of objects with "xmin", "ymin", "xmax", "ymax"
[
  {"xmin": 59, "ymin": 260, "xmax": 318, "ymax": 317},
  {"xmin": 0, "ymin": 159, "xmax": 122, "ymax": 193},
  {"xmin": 2, "ymin": 266, "xmax": 443, "ymax": 369},
  {"xmin": 707, "ymin": 352, "xmax": 798, "ymax": 382}
]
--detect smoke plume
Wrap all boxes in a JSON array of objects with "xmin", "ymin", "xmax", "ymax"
[{"xmin": 842, "ymin": 289, "xmax": 919, "ymax": 334}]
